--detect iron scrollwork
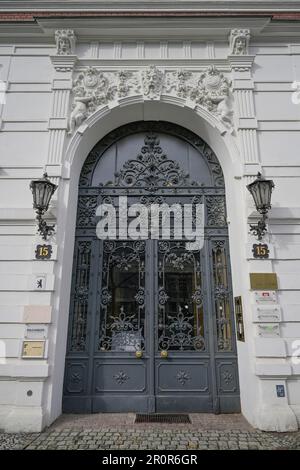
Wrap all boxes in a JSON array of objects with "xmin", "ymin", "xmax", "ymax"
[
  {"xmin": 78, "ymin": 122, "xmax": 225, "ymax": 188},
  {"xmin": 206, "ymin": 196, "xmax": 226, "ymax": 227},
  {"xmin": 115, "ymin": 134, "xmax": 197, "ymax": 191},
  {"xmin": 77, "ymin": 196, "xmax": 98, "ymax": 227},
  {"xmin": 69, "ymin": 241, "xmax": 91, "ymax": 351},
  {"xmin": 212, "ymin": 240, "xmax": 233, "ymax": 351},
  {"xmin": 159, "ymin": 306, "xmax": 205, "ymax": 352}
]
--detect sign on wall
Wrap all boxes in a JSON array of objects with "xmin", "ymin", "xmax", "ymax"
[
  {"xmin": 33, "ymin": 275, "xmax": 46, "ymax": 290},
  {"xmin": 252, "ymin": 243, "xmax": 269, "ymax": 259},
  {"xmin": 250, "ymin": 273, "xmax": 278, "ymax": 290},
  {"xmin": 254, "ymin": 291, "xmax": 277, "ymax": 304},
  {"xmin": 22, "ymin": 340, "xmax": 45, "ymax": 359},
  {"xmin": 35, "ymin": 244, "xmax": 52, "ymax": 260},
  {"xmin": 25, "ymin": 325, "xmax": 48, "ymax": 340}
]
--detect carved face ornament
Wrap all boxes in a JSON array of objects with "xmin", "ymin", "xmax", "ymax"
[
  {"xmin": 234, "ymin": 37, "xmax": 246, "ymax": 54},
  {"xmin": 59, "ymin": 36, "xmax": 70, "ymax": 54}
]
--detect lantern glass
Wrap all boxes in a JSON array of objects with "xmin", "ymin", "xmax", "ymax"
[
  {"xmin": 30, "ymin": 174, "xmax": 57, "ymax": 213},
  {"xmin": 247, "ymin": 173, "xmax": 274, "ymax": 213}
]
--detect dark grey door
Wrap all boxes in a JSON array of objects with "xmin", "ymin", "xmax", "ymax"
[{"xmin": 63, "ymin": 122, "xmax": 240, "ymax": 414}]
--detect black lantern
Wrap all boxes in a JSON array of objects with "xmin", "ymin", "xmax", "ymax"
[
  {"xmin": 247, "ymin": 172, "xmax": 275, "ymax": 240},
  {"xmin": 30, "ymin": 173, "xmax": 57, "ymax": 240}
]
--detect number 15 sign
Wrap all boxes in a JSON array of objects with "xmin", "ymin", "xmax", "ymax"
[{"xmin": 35, "ymin": 244, "xmax": 52, "ymax": 260}]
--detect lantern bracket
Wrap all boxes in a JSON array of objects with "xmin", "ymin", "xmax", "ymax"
[
  {"xmin": 247, "ymin": 172, "xmax": 274, "ymax": 241},
  {"xmin": 249, "ymin": 212, "xmax": 268, "ymax": 241},
  {"xmin": 30, "ymin": 173, "xmax": 57, "ymax": 241},
  {"xmin": 35, "ymin": 209, "xmax": 56, "ymax": 240}
]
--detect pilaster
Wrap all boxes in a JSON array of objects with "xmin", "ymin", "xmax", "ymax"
[
  {"xmin": 228, "ymin": 54, "xmax": 260, "ymax": 174},
  {"xmin": 46, "ymin": 32, "xmax": 77, "ymax": 183}
]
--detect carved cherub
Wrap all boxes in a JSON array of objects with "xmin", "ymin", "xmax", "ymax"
[{"xmin": 68, "ymin": 89, "xmax": 92, "ymax": 135}]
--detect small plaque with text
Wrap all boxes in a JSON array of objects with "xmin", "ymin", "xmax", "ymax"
[
  {"xmin": 252, "ymin": 243, "xmax": 269, "ymax": 259},
  {"xmin": 35, "ymin": 244, "xmax": 52, "ymax": 260}
]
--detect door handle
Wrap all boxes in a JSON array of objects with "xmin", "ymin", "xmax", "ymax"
[
  {"xmin": 160, "ymin": 350, "xmax": 168, "ymax": 358},
  {"xmin": 135, "ymin": 350, "xmax": 143, "ymax": 359}
]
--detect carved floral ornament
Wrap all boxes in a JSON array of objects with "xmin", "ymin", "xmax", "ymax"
[{"xmin": 68, "ymin": 65, "xmax": 233, "ymax": 134}]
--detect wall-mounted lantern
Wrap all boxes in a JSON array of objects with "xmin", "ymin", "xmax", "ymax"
[
  {"xmin": 30, "ymin": 173, "xmax": 57, "ymax": 240},
  {"xmin": 247, "ymin": 172, "xmax": 275, "ymax": 241}
]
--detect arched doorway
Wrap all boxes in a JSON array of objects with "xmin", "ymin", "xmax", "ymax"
[{"xmin": 63, "ymin": 121, "xmax": 240, "ymax": 414}]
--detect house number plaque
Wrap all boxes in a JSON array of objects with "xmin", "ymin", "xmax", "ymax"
[
  {"xmin": 252, "ymin": 243, "xmax": 269, "ymax": 259},
  {"xmin": 35, "ymin": 244, "xmax": 52, "ymax": 260}
]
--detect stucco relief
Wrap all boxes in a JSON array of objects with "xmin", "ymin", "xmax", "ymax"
[
  {"xmin": 229, "ymin": 29, "xmax": 251, "ymax": 55},
  {"xmin": 55, "ymin": 29, "xmax": 76, "ymax": 55},
  {"xmin": 141, "ymin": 65, "xmax": 164, "ymax": 99},
  {"xmin": 68, "ymin": 65, "xmax": 233, "ymax": 134}
]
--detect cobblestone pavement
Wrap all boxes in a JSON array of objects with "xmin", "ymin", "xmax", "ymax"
[{"xmin": 1, "ymin": 414, "xmax": 300, "ymax": 450}]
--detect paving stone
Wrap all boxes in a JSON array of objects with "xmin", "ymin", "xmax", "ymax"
[{"xmin": 1, "ymin": 422, "xmax": 300, "ymax": 450}]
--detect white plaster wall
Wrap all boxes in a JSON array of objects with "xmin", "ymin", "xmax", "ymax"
[{"xmin": 0, "ymin": 31, "xmax": 299, "ymax": 432}]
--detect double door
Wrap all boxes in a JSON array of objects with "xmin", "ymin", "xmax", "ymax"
[{"xmin": 63, "ymin": 191, "xmax": 239, "ymax": 413}]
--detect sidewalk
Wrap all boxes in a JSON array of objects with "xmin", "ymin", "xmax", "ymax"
[{"xmin": 1, "ymin": 414, "xmax": 299, "ymax": 450}]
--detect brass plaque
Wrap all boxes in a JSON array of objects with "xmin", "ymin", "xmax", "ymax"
[
  {"xmin": 234, "ymin": 296, "xmax": 245, "ymax": 342},
  {"xmin": 22, "ymin": 340, "xmax": 45, "ymax": 358},
  {"xmin": 250, "ymin": 273, "xmax": 278, "ymax": 290}
]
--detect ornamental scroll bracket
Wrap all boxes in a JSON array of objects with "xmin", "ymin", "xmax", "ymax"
[{"xmin": 68, "ymin": 65, "xmax": 233, "ymax": 134}]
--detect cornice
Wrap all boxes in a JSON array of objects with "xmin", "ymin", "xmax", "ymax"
[
  {"xmin": 1, "ymin": 4, "xmax": 300, "ymax": 40},
  {"xmin": 1, "ymin": 2, "xmax": 300, "ymax": 13}
]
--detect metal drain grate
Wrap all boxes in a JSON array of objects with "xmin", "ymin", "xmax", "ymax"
[{"xmin": 135, "ymin": 413, "xmax": 191, "ymax": 424}]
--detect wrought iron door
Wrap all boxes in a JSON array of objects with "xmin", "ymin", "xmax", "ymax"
[{"xmin": 63, "ymin": 122, "xmax": 240, "ymax": 413}]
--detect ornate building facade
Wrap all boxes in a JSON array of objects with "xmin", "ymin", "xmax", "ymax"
[{"xmin": 0, "ymin": 1, "xmax": 300, "ymax": 432}]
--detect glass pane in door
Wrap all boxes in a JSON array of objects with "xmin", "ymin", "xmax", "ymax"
[
  {"xmin": 98, "ymin": 240, "xmax": 146, "ymax": 352},
  {"xmin": 211, "ymin": 240, "xmax": 233, "ymax": 352},
  {"xmin": 157, "ymin": 241, "xmax": 205, "ymax": 352}
]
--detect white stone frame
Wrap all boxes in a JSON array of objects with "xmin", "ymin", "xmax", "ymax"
[
  {"xmin": 43, "ymin": 97, "xmax": 266, "ymax": 430},
  {"xmin": 44, "ymin": 91, "xmax": 298, "ymax": 431}
]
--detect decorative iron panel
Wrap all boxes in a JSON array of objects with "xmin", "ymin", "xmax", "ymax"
[
  {"xmin": 68, "ymin": 240, "xmax": 92, "ymax": 352},
  {"xmin": 211, "ymin": 239, "xmax": 233, "ymax": 352}
]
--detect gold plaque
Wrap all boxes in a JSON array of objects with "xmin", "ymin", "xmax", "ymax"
[
  {"xmin": 250, "ymin": 273, "xmax": 278, "ymax": 290},
  {"xmin": 22, "ymin": 340, "xmax": 45, "ymax": 358},
  {"xmin": 234, "ymin": 296, "xmax": 245, "ymax": 342}
]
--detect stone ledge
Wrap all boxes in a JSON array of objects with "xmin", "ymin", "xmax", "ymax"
[
  {"xmin": 254, "ymin": 337, "xmax": 287, "ymax": 358},
  {"xmin": 249, "ymin": 207, "xmax": 300, "ymax": 222},
  {"xmin": 0, "ymin": 362, "xmax": 49, "ymax": 378},
  {"xmin": 255, "ymin": 363, "xmax": 292, "ymax": 377}
]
